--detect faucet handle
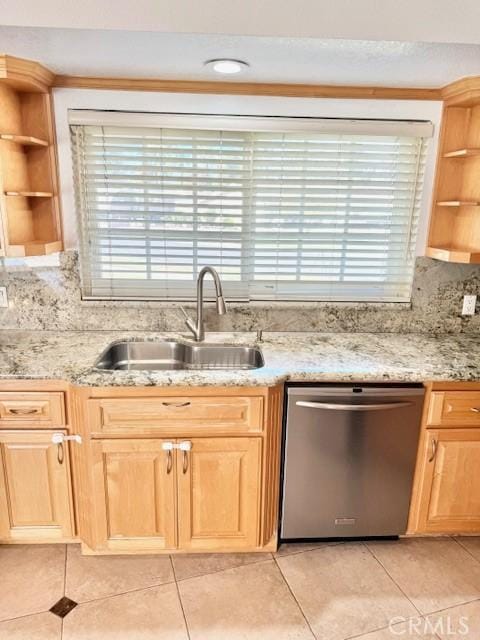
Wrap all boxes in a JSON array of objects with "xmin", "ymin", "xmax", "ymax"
[
  {"xmin": 180, "ymin": 307, "xmax": 198, "ymax": 339},
  {"xmin": 179, "ymin": 306, "xmax": 191, "ymax": 322}
]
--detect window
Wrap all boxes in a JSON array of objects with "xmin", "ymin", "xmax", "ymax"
[{"xmin": 71, "ymin": 112, "xmax": 431, "ymax": 302}]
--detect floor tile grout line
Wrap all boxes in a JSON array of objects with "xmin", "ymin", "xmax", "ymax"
[
  {"xmin": 173, "ymin": 555, "xmax": 274, "ymax": 584},
  {"xmin": 63, "ymin": 579, "xmax": 178, "ymax": 608},
  {"xmin": 419, "ymin": 595, "xmax": 480, "ymax": 640},
  {"xmin": 170, "ymin": 554, "xmax": 178, "ymax": 582},
  {"xmin": 274, "ymin": 541, "xmax": 345, "ymax": 559},
  {"xmin": 272, "ymin": 555, "xmax": 317, "ymax": 639},
  {"xmin": 61, "ymin": 544, "xmax": 67, "ymax": 640},
  {"xmin": 422, "ymin": 594, "xmax": 480, "ymax": 617},
  {"xmin": 170, "ymin": 556, "xmax": 192, "ymax": 640},
  {"xmin": 0, "ymin": 610, "xmax": 56, "ymax": 625},
  {"xmin": 364, "ymin": 540, "xmax": 480, "ymax": 624},
  {"xmin": 362, "ymin": 541, "xmax": 424, "ymax": 617},
  {"xmin": 451, "ymin": 536, "xmax": 480, "ymax": 566},
  {"xmin": 343, "ymin": 615, "xmax": 429, "ymax": 640},
  {"xmin": 63, "ymin": 545, "xmax": 68, "ymax": 597}
]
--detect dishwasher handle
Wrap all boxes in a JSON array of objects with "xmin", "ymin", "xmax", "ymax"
[{"xmin": 295, "ymin": 400, "xmax": 413, "ymax": 411}]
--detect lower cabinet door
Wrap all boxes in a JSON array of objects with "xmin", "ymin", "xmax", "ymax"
[
  {"xmin": 418, "ymin": 428, "xmax": 480, "ymax": 533},
  {"xmin": 0, "ymin": 430, "xmax": 74, "ymax": 542},
  {"xmin": 90, "ymin": 439, "xmax": 176, "ymax": 552},
  {"xmin": 178, "ymin": 437, "xmax": 262, "ymax": 551}
]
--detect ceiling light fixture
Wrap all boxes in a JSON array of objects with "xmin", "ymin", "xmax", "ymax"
[{"xmin": 204, "ymin": 59, "xmax": 249, "ymax": 75}]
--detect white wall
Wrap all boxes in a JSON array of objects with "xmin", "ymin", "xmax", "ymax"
[{"xmin": 53, "ymin": 88, "xmax": 443, "ymax": 255}]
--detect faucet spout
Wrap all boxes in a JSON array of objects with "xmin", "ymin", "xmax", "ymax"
[
  {"xmin": 181, "ymin": 266, "xmax": 228, "ymax": 342},
  {"xmin": 216, "ymin": 295, "xmax": 227, "ymax": 315}
]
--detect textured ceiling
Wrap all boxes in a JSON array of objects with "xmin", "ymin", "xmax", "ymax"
[
  {"xmin": 2, "ymin": 0, "xmax": 480, "ymax": 45},
  {"xmin": 1, "ymin": 26, "xmax": 479, "ymax": 87}
]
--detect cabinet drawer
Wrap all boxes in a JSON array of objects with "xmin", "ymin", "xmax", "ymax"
[
  {"xmin": 0, "ymin": 392, "xmax": 65, "ymax": 427},
  {"xmin": 427, "ymin": 392, "xmax": 480, "ymax": 426},
  {"xmin": 88, "ymin": 396, "xmax": 264, "ymax": 436}
]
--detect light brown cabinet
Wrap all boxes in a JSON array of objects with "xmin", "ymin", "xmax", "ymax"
[
  {"xmin": 87, "ymin": 395, "xmax": 264, "ymax": 436},
  {"xmin": 90, "ymin": 438, "xmax": 176, "ymax": 552},
  {"xmin": 0, "ymin": 429, "xmax": 74, "ymax": 542},
  {"xmin": 409, "ymin": 384, "xmax": 480, "ymax": 534},
  {"xmin": 178, "ymin": 437, "xmax": 262, "ymax": 551},
  {"xmin": 418, "ymin": 429, "xmax": 480, "ymax": 532},
  {"xmin": 75, "ymin": 386, "xmax": 283, "ymax": 554},
  {"xmin": 426, "ymin": 391, "xmax": 480, "ymax": 426},
  {"xmin": 88, "ymin": 436, "xmax": 263, "ymax": 553},
  {"xmin": 0, "ymin": 391, "xmax": 65, "ymax": 427}
]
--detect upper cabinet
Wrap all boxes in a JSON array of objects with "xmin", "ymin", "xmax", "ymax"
[
  {"xmin": 427, "ymin": 78, "xmax": 480, "ymax": 264},
  {"xmin": 0, "ymin": 55, "xmax": 62, "ymax": 257}
]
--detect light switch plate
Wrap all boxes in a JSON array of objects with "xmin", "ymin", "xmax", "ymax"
[
  {"xmin": 0, "ymin": 286, "xmax": 7, "ymax": 308},
  {"xmin": 462, "ymin": 294, "xmax": 477, "ymax": 316}
]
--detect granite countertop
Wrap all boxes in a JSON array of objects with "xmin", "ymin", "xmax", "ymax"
[{"xmin": 1, "ymin": 330, "xmax": 480, "ymax": 386}]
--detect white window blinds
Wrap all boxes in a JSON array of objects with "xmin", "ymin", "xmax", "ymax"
[{"xmin": 70, "ymin": 113, "xmax": 431, "ymax": 302}]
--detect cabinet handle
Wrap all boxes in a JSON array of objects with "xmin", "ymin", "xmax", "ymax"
[
  {"xmin": 161, "ymin": 442, "xmax": 174, "ymax": 474},
  {"xmin": 162, "ymin": 401, "xmax": 191, "ymax": 408},
  {"xmin": 8, "ymin": 407, "xmax": 39, "ymax": 415},
  {"xmin": 179, "ymin": 441, "xmax": 192, "ymax": 474},
  {"xmin": 471, "ymin": 407, "xmax": 480, "ymax": 413},
  {"xmin": 50, "ymin": 432, "xmax": 82, "ymax": 465},
  {"xmin": 428, "ymin": 438, "xmax": 437, "ymax": 463}
]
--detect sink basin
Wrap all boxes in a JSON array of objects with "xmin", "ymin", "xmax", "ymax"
[{"xmin": 94, "ymin": 340, "xmax": 264, "ymax": 371}]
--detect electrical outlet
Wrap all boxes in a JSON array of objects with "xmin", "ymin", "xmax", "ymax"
[
  {"xmin": 462, "ymin": 294, "xmax": 477, "ymax": 316},
  {"xmin": 0, "ymin": 286, "xmax": 7, "ymax": 308}
]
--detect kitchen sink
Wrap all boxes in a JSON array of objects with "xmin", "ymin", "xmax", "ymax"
[{"xmin": 94, "ymin": 340, "xmax": 265, "ymax": 371}]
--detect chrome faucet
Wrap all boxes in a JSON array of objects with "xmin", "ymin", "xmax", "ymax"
[{"xmin": 181, "ymin": 266, "xmax": 227, "ymax": 342}]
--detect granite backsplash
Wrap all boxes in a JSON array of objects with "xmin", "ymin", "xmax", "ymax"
[{"xmin": 0, "ymin": 250, "xmax": 479, "ymax": 334}]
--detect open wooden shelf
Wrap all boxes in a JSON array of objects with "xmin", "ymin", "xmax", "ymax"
[
  {"xmin": 426, "ymin": 245, "xmax": 480, "ymax": 264},
  {"xmin": 0, "ymin": 55, "xmax": 62, "ymax": 257},
  {"xmin": 0, "ymin": 134, "xmax": 48, "ymax": 147},
  {"xmin": 427, "ymin": 95, "xmax": 480, "ymax": 263},
  {"xmin": 5, "ymin": 191, "xmax": 53, "ymax": 198},
  {"xmin": 443, "ymin": 148, "xmax": 480, "ymax": 158},
  {"xmin": 7, "ymin": 240, "xmax": 63, "ymax": 257},
  {"xmin": 437, "ymin": 200, "xmax": 480, "ymax": 207}
]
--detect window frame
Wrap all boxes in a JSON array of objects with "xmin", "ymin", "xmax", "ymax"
[{"xmin": 53, "ymin": 90, "xmax": 442, "ymax": 304}]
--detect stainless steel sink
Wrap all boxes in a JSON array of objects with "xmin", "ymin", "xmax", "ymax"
[{"xmin": 94, "ymin": 340, "xmax": 264, "ymax": 371}]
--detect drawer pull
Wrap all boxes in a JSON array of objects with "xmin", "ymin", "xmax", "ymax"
[
  {"xmin": 471, "ymin": 407, "xmax": 480, "ymax": 413},
  {"xmin": 162, "ymin": 401, "xmax": 191, "ymax": 408},
  {"xmin": 7, "ymin": 407, "xmax": 39, "ymax": 415}
]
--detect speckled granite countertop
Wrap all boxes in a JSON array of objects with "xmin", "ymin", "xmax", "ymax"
[{"xmin": 1, "ymin": 331, "xmax": 479, "ymax": 386}]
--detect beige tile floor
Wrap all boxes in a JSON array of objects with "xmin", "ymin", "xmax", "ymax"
[{"xmin": 1, "ymin": 537, "xmax": 480, "ymax": 640}]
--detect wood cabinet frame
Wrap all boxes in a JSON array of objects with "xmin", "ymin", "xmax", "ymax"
[
  {"xmin": 408, "ymin": 381, "xmax": 480, "ymax": 534},
  {"xmin": 0, "ymin": 380, "xmax": 76, "ymax": 543},
  {"xmin": 72, "ymin": 384, "xmax": 283, "ymax": 554}
]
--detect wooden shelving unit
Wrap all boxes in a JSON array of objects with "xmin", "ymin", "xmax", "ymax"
[
  {"xmin": 443, "ymin": 148, "xmax": 480, "ymax": 158},
  {"xmin": 427, "ymin": 83, "xmax": 480, "ymax": 264},
  {"xmin": 5, "ymin": 191, "xmax": 53, "ymax": 197},
  {"xmin": 436, "ymin": 200, "xmax": 480, "ymax": 207},
  {"xmin": 0, "ymin": 55, "xmax": 62, "ymax": 257},
  {"xmin": 0, "ymin": 134, "xmax": 48, "ymax": 147}
]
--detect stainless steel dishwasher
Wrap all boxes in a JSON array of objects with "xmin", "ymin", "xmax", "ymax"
[{"xmin": 281, "ymin": 384, "xmax": 425, "ymax": 539}]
